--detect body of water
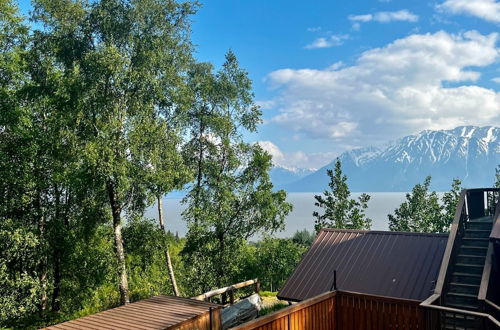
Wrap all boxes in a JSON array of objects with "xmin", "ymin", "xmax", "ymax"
[{"xmin": 145, "ymin": 192, "xmax": 409, "ymax": 238}]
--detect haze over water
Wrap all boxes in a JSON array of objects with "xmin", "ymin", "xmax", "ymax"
[{"xmin": 146, "ymin": 192, "xmax": 409, "ymax": 237}]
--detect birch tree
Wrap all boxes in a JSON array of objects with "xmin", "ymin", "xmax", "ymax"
[
  {"xmin": 32, "ymin": 0, "xmax": 197, "ymax": 305},
  {"xmin": 182, "ymin": 52, "xmax": 292, "ymax": 294}
]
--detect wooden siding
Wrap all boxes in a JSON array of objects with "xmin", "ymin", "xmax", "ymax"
[
  {"xmin": 336, "ymin": 291, "xmax": 423, "ymax": 330},
  {"xmin": 170, "ymin": 308, "xmax": 221, "ymax": 330},
  {"xmin": 232, "ymin": 291, "xmax": 424, "ymax": 330}
]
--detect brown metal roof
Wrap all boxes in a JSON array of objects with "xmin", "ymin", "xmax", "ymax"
[
  {"xmin": 43, "ymin": 295, "xmax": 221, "ymax": 330},
  {"xmin": 278, "ymin": 228, "xmax": 448, "ymax": 302}
]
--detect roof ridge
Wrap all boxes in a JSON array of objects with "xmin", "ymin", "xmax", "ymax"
[{"xmin": 320, "ymin": 228, "xmax": 448, "ymax": 237}]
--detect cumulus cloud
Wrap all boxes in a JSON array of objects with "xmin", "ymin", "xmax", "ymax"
[
  {"xmin": 266, "ymin": 31, "xmax": 500, "ymax": 147},
  {"xmin": 305, "ymin": 34, "xmax": 349, "ymax": 49},
  {"xmin": 492, "ymin": 77, "xmax": 500, "ymax": 83},
  {"xmin": 348, "ymin": 10, "xmax": 418, "ymax": 27},
  {"xmin": 437, "ymin": 0, "xmax": 500, "ymax": 23},
  {"xmin": 257, "ymin": 141, "xmax": 336, "ymax": 170}
]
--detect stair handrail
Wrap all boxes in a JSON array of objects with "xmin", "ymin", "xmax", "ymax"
[
  {"xmin": 433, "ymin": 188, "xmax": 500, "ymax": 299},
  {"xmin": 490, "ymin": 190, "xmax": 500, "ymax": 240},
  {"xmin": 478, "ymin": 242, "xmax": 494, "ymax": 301},
  {"xmin": 433, "ymin": 190, "xmax": 467, "ymax": 297},
  {"xmin": 479, "ymin": 190, "xmax": 500, "ymax": 301},
  {"xmin": 421, "ymin": 299, "xmax": 500, "ymax": 328}
]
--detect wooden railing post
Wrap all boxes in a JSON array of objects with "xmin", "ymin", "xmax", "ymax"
[
  {"xmin": 255, "ymin": 281, "xmax": 260, "ymax": 294},
  {"xmin": 209, "ymin": 307, "xmax": 213, "ymax": 330},
  {"xmin": 222, "ymin": 292, "xmax": 227, "ymax": 305}
]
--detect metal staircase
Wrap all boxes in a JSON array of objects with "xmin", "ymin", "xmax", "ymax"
[
  {"xmin": 442, "ymin": 215, "xmax": 494, "ymax": 328},
  {"xmin": 420, "ymin": 188, "xmax": 500, "ymax": 330},
  {"xmin": 445, "ymin": 215, "xmax": 493, "ymax": 312}
]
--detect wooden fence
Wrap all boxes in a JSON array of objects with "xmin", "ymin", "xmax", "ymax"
[
  {"xmin": 232, "ymin": 291, "xmax": 424, "ymax": 330},
  {"xmin": 232, "ymin": 291, "xmax": 336, "ymax": 330},
  {"xmin": 336, "ymin": 291, "xmax": 423, "ymax": 330}
]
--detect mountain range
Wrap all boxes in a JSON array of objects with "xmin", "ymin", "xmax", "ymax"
[{"xmin": 278, "ymin": 126, "xmax": 500, "ymax": 192}]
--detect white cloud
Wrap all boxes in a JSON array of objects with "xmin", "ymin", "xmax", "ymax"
[
  {"xmin": 266, "ymin": 31, "xmax": 500, "ymax": 148},
  {"xmin": 348, "ymin": 10, "xmax": 419, "ymax": 27},
  {"xmin": 349, "ymin": 14, "xmax": 373, "ymax": 22},
  {"xmin": 305, "ymin": 34, "xmax": 349, "ymax": 49},
  {"xmin": 256, "ymin": 100, "xmax": 276, "ymax": 110},
  {"xmin": 437, "ymin": 0, "xmax": 500, "ymax": 23},
  {"xmin": 307, "ymin": 27, "xmax": 322, "ymax": 32},
  {"xmin": 492, "ymin": 77, "xmax": 500, "ymax": 83},
  {"xmin": 257, "ymin": 141, "xmax": 336, "ymax": 169}
]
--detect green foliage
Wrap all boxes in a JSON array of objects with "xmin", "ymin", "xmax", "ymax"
[
  {"xmin": 291, "ymin": 229, "xmax": 316, "ymax": 247},
  {"xmin": 181, "ymin": 52, "xmax": 292, "ymax": 294},
  {"xmin": 313, "ymin": 159, "xmax": 371, "ymax": 231},
  {"xmin": 253, "ymin": 237, "xmax": 306, "ymax": 292},
  {"xmin": 123, "ymin": 218, "xmax": 185, "ymax": 301},
  {"xmin": 259, "ymin": 303, "xmax": 288, "ymax": 316},
  {"xmin": 0, "ymin": 0, "xmax": 300, "ymax": 328},
  {"xmin": 259, "ymin": 291, "xmax": 278, "ymax": 297},
  {"xmin": 0, "ymin": 220, "xmax": 41, "ymax": 324},
  {"xmin": 388, "ymin": 176, "xmax": 461, "ymax": 233},
  {"xmin": 235, "ymin": 238, "xmax": 306, "ymax": 292},
  {"xmin": 27, "ymin": 0, "xmax": 199, "ymax": 306},
  {"xmin": 440, "ymin": 178, "xmax": 462, "ymax": 231}
]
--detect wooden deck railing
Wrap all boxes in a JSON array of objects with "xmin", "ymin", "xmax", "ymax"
[
  {"xmin": 231, "ymin": 291, "xmax": 424, "ymax": 330},
  {"xmin": 336, "ymin": 291, "xmax": 423, "ymax": 329},
  {"xmin": 231, "ymin": 291, "xmax": 336, "ymax": 330},
  {"xmin": 192, "ymin": 279, "xmax": 260, "ymax": 305}
]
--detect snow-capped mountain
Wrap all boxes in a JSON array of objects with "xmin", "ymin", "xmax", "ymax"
[
  {"xmin": 285, "ymin": 126, "xmax": 500, "ymax": 192},
  {"xmin": 270, "ymin": 165, "xmax": 316, "ymax": 187}
]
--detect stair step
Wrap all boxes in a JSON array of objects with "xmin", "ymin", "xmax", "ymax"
[
  {"xmin": 454, "ymin": 263, "xmax": 484, "ymax": 275},
  {"xmin": 446, "ymin": 293, "xmax": 479, "ymax": 310},
  {"xmin": 451, "ymin": 272, "xmax": 481, "ymax": 278},
  {"xmin": 468, "ymin": 216, "xmax": 493, "ymax": 222},
  {"xmin": 450, "ymin": 272, "xmax": 482, "ymax": 285},
  {"xmin": 466, "ymin": 221, "xmax": 493, "ymax": 230},
  {"xmin": 456, "ymin": 254, "xmax": 486, "ymax": 265},
  {"xmin": 461, "ymin": 237, "xmax": 489, "ymax": 247},
  {"xmin": 443, "ymin": 313, "xmax": 479, "ymax": 329},
  {"xmin": 445, "ymin": 301, "xmax": 479, "ymax": 311},
  {"xmin": 447, "ymin": 292, "xmax": 476, "ymax": 299},
  {"xmin": 464, "ymin": 229, "xmax": 492, "ymax": 238},
  {"xmin": 459, "ymin": 245, "xmax": 488, "ymax": 256},
  {"xmin": 449, "ymin": 282, "xmax": 480, "ymax": 294},
  {"xmin": 444, "ymin": 326, "xmax": 465, "ymax": 330}
]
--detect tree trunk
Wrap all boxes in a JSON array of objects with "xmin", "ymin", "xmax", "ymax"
[
  {"xmin": 158, "ymin": 196, "xmax": 180, "ymax": 296},
  {"xmin": 36, "ymin": 191, "xmax": 48, "ymax": 312},
  {"xmin": 51, "ymin": 248, "xmax": 61, "ymax": 311},
  {"xmin": 216, "ymin": 230, "xmax": 225, "ymax": 291},
  {"xmin": 107, "ymin": 181, "xmax": 130, "ymax": 305},
  {"xmin": 194, "ymin": 118, "xmax": 205, "ymax": 224},
  {"xmin": 51, "ymin": 186, "xmax": 62, "ymax": 312}
]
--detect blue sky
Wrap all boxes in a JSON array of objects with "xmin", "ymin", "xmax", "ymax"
[{"xmin": 17, "ymin": 0, "xmax": 500, "ymax": 169}]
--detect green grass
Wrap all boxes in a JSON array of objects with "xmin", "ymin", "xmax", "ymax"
[
  {"xmin": 259, "ymin": 303, "xmax": 288, "ymax": 316},
  {"xmin": 259, "ymin": 290, "xmax": 278, "ymax": 297}
]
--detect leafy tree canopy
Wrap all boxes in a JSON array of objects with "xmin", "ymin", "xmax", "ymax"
[{"xmin": 313, "ymin": 159, "xmax": 371, "ymax": 232}]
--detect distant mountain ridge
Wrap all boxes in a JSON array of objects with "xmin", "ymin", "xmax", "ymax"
[
  {"xmin": 283, "ymin": 126, "xmax": 500, "ymax": 192},
  {"xmin": 269, "ymin": 165, "xmax": 315, "ymax": 187}
]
